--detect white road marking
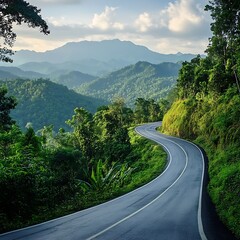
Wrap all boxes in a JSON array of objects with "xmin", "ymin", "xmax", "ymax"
[
  {"xmin": 87, "ymin": 124, "xmax": 189, "ymax": 240},
  {"xmin": 147, "ymin": 122, "xmax": 208, "ymax": 240}
]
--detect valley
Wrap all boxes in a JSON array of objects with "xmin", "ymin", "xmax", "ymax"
[
  {"xmin": 0, "ymin": 40, "xmax": 185, "ymax": 130},
  {"xmin": 0, "ymin": 20, "xmax": 239, "ymax": 239}
]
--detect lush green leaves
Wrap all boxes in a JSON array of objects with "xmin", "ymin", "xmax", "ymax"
[
  {"xmin": 0, "ymin": 0, "xmax": 49, "ymax": 62},
  {"xmin": 0, "ymin": 86, "xmax": 17, "ymax": 131},
  {"xmin": 0, "ymin": 90, "xmax": 167, "ymax": 233}
]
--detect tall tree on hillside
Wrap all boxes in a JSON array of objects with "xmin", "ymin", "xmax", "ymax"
[
  {"xmin": 205, "ymin": 0, "xmax": 240, "ymax": 59},
  {"xmin": 0, "ymin": 0, "xmax": 49, "ymax": 62},
  {"xmin": 66, "ymin": 107, "xmax": 95, "ymax": 161},
  {"xmin": 134, "ymin": 98, "xmax": 149, "ymax": 123},
  {"xmin": 205, "ymin": 0, "xmax": 240, "ymax": 93},
  {"xmin": 93, "ymin": 100, "xmax": 132, "ymax": 163},
  {"xmin": 0, "ymin": 86, "xmax": 17, "ymax": 130}
]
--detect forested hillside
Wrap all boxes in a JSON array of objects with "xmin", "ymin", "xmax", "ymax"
[
  {"xmin": 0, "ymin": 66, "xmax": 44, "ymax": 79},
  {"xmin": 162, "ymin": 1, "xmax": 240, "ymax": 238},
  {"xmin": 50, "ymin": 70, "xmax": 96, "ymax": 89},
  {"xmin": 77, "ymin": 61, "xmax": 181, "ymax": 107},
  {"xmin": 1, "ymin": 79, "xmax": 106, "ymax": 131},
  {"xmin": 0, "ymin": 65, "xmax": 97, "ymax": 89},
  {"xmin": 0, "ymin": 87, "xmax": 167, "ymax": 233}
]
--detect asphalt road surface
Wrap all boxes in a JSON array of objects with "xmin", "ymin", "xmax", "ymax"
[{"xmin": 0, "ymin": 122, "xmax": 237, "ymax": 240}]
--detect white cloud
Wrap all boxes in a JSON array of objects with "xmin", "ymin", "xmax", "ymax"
[
  {"xmin": 113, "ymin": 22, "xmax": 124, "ymax": 30},
  {"xmin": 12, "ymin": 2, "xmax": 211, "ymax": 54},
  {"xmin": 91, "ymin": 6, "xmax": 124, "ymax": 30},
  {"xmin": 47, "ymin": 16, "xmax": 67, "ymax": 27},
  {"xmin": 154, "ymin": 38, "xmax": 209, "ymax": 54},
  {"xmin": 135, "ymin": 12, "xmax": 153, "ymax": 32},
  {"xmin": 166, "ymin": 0, "xmax": 203, "ymax": 32},
  {"xmin": 133, "ymin": 0, "xmax": 207, "ymax": 36}
]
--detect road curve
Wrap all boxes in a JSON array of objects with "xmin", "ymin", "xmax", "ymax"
[{"xmin": 0, "ymin": 122, "xmax": 235, "ymax": 240}]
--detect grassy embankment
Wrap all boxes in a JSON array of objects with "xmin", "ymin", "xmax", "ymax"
[{"xmin": 161, "ymin": 87, "xmax": 240, "ymax": 239}]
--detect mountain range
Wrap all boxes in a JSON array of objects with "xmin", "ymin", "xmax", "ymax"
[
  {"xmin": 0, "ymin": 61, "xmax": 180, "ymax": 129},
  {"xmin": 0, "ymin": 66, "xmax": 45, "ymax": 79},
  {"xmin": 0, "ymin": 40, "xmax": 193, "ymax": 129},
  {"xmin": 77, "ymin": 61, "xmax": 181, "ymax": 107},
  {"xmin": 0, "ymin": 66, "xmax": 97, "ymax": 89},
  {"xmin": 1, "ymin": 39, "xmax": 200, "ymax": 76}
]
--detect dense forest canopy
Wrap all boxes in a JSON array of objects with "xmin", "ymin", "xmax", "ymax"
[
  {"xmin": 77, "ymin": 61, "xmax": 180, "ymax": 107},
  {"xmin": 0, "ymin": 81, "xmax": 168, "ymax": 232},
  {"xmin": 1, "ymin": 78, "xmax": 107, "ymax": 131},
  {"xmin": 177, "ymin": 0, "xmax": 240, "ymax": 98}
]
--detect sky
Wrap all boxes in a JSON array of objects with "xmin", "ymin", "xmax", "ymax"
[{"xmin": 13, "ymin": 0, "xmax": 213, "ymax": 54}]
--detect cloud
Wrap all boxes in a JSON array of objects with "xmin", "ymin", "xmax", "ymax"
[
  {"xmin": 12, "ymin": 1, "xmax": 211, "ymax": 54},
  {"xmin": 47, "ymin": 17, "xmax": 67, "ymax": 27},
  {"xmin": 166, "ymin": 0, "xmax": 203, "ymax": 33},
  {"xmin": 91, "ymin": 6, "xmax": 124, "ymax": 30},
  {"xmin": 135, "ymin": 12, "xmax": 153, "ymax": 32}
]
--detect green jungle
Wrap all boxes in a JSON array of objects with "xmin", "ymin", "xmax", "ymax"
[
  {"xmin": 0, "ymin": 0, "xmax": 240, "ymax": 239},
  {"xmin": 0, "ymin": 92, "xmax": 167, "ymax": 233}
]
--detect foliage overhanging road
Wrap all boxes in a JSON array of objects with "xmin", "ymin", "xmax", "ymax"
[{"xmin": 0, "ymin": 122, "xmax": 236, "ymax": 240}]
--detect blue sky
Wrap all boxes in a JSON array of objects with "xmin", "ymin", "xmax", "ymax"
[{"xmin": 13, "ymin": 0, "xmax": 212, "ymax": 54}]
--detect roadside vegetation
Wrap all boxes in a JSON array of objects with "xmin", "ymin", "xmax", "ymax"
[
  {"xmin": 0, "ymin": 91, "xmax": 167, "ymax": 233},
  {"xmin": 1, "ymin": 0, "xmax": 239, "ymax": 238},
  {"xmin": 162, "ymin": 1, "xmax": 240, "ymax": 238}
]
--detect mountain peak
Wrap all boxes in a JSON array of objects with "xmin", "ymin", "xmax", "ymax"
[
  {"xmin": 176, "ymin": 52, "xmax": 183, "ymax": 55},
  {"xmin": 4, "ymin": 39, "xmax": 201, "ymax": 74}
]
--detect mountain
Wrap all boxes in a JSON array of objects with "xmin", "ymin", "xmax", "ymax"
[
  {"xmin": 0, "ymin": 65, "xmax": 97, "ymax": 89},
  {"xmin": 77, "ymin": 61, "xmax": 181, "ymax": 107},
  {"xmin": 2, "ymin": 39, "xmax": 201, "ymax": 76},
  {"xmin": 50, "ymin": 71, "xmax": 97, "ymax": 89},
  {"xmin": 0, "ymin": 70, "xmax": 18, "ymax": 79},
  {"xmin": 1, "ymin": 79, "xmax": 107, "ymax": 131},
  {"xmin": 19, "ymin": 62, "xmax": 59, "ymax": 74},
  {"xmin": 18, "ymin": 59, "xmax": 121, "ymax": 76},
  {"xmin": 0, "ymin": 66, "xmax": 45, "ymax": 79}
]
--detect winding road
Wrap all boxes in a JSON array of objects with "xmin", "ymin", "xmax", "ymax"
[{"xmin": 0, "ymin": 122, "xmax": 236, "ymax": 240}]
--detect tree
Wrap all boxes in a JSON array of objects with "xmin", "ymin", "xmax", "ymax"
[
  {"xmin": 66, "ymin": 107, "xmax": 95, "ymax": 161},
  {"xmin": 93, "ymin": 100, "xmax": 132, "ymax": 163},
  {"xmin": 0, "ymin": 86, "xmax": 17, "ymax": 131},
  {"xmin": 134, "ymin": 98, "xmax": 149, "ymax": 123},
  {"xmin": 49, "ymin": 148, "xmax": 82, "ymax": 202},
  {"xmin": 205, "ymin": 0, "xmax": 240, "ymax": 49},
  {"xmin": 148, "ymin": 99, "xmax": 161, "ymax": 122},
  {"xmin": 0, "ymin": 0, "xmax": 49, "ymax": 62},
  {"xmin": 177, "ymin": 56, "xmax": 213, "ymax": 98},
  {"xmin": 205, "ymin": 0, "xmax": 240, "ymax": 93},
  {"xmin": 21, "ymin": 126, "xmax": 41, "ymax": 156}
]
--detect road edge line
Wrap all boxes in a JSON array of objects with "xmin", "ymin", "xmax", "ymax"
[{"xmin": 87, "ymin": 122, "xmax": 189, "ymax": 240}]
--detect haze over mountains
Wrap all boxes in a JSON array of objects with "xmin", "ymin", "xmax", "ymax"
[
  {"xmin": 1, "ymin": 39, "xmax": 200, "ymax": 76},
  {"xmin": 0, "ymin": 39, "xmax": 192, "ymax": 129}
]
